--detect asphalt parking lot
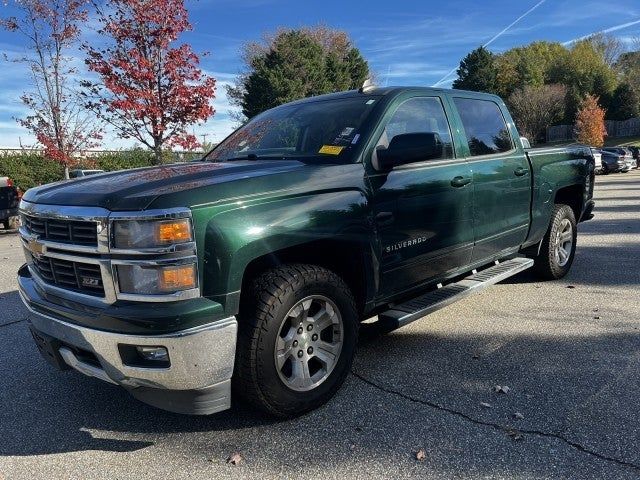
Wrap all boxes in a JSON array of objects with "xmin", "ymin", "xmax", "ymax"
[{"xmin": 0, "ymin": 171, "xmax": 638, "ymax": 479}]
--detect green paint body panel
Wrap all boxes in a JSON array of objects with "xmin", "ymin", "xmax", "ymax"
[{"xmin": 22, "ymin": 87, "xmax": 594, "ymax": 334}]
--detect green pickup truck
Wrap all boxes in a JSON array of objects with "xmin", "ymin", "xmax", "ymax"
[{"xmin": 18, "ymin": 86, "xmax": 595, "ymax": 417}]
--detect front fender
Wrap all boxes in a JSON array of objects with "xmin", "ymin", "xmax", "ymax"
[{"xmin": 196, "ymin": 189, "xmax": 370, "ymax": 302}]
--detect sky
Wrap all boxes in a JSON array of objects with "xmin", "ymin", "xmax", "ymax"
[{"xmin": 1, "ymin": 0, "xmax": 640, "ymax": 148}]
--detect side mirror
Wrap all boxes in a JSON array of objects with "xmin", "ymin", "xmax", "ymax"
[{"xmin": 376, "ymin": 132, "xmax": 443, "ymax": 170}]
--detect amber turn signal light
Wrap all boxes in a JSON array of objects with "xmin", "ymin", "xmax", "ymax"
[
  {"xmin": 157, "ymin": 219, "xmax": 192, "ymax": 244},
  {"xmin": 159, "ymin": 265, "xmax": 197, "ymax": 292}
]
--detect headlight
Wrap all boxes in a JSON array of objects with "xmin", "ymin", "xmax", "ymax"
[
  {"xmin": 112, "ymin": 218, "xmax": 193, "ymax": 249},
  {"xmin": 117, "ymin": 262, "xmax": 198, "ymax": 295}
]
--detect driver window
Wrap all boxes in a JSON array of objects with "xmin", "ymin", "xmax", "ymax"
[{"xmin": 373, "ymin": 97, "xmax": 454, "ymax": 168}]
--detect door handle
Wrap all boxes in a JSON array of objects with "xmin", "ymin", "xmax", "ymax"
[
  {"xmin": 451, "ymin": 176, "xmax": 472, "ymax": 188},
  {"xmin": 514, "ymin": 167, "xmax": 529, "ymax": 177}
]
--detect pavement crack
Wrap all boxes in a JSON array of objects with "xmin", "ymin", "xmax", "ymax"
[
  {"xmin": 0, "ymin": 318, "xmax": 27, "ymax": 329},
  {"xmin": 351, "ymin": 370, "xmax": 640, "ymax": 472}
]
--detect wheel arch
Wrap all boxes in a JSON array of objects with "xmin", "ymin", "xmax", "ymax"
[
  {"xmin": 554, "ymin": 184, "xmax": 583, "ymax": 221},
  {"xmin": 239, "ymin": 238, "xmax": 376, "ymax": 320}
]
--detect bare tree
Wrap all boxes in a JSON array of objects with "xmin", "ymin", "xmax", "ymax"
[
  {"xmin": 586, "ymin": 33, "xmax": 624, "ymax": 67},
  {"xmin": 1, "ymin": 0, "xmax": 103, "ymax": 178},
  {"xmin": 509, "ymin": 84, "xmax": 567, "ymax": 144}
]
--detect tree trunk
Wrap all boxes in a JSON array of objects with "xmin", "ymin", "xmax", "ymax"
[
  {"xmin": 152, "ymin": 138, "xmax": 163, "ymax": 165},
  {"xmin": 63, "ymin": 164, "xmax": 70, "ymax": 180}
]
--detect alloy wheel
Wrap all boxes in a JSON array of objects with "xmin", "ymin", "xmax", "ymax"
[{"xmin": 273, "ymin": 295, "xmax": 344, "ymax": 392}]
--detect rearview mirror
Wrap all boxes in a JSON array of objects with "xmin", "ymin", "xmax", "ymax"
[{"xmin": 376, "ymin": 132, "xmax": 443, "ymax": 170}]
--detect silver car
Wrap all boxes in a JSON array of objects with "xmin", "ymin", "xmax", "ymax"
[{"xmin": 602, "ymin": 147, "xmax": 636, "ymax": 170}]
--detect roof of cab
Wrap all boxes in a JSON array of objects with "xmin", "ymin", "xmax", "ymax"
[{"xmin": 284, "ymin": 86, "xmax": 503, "ymax": 106}]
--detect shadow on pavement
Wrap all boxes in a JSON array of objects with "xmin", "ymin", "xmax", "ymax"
[{"xmin": 1, "ymin": 315, "xmax": 639, "ymax": 475}]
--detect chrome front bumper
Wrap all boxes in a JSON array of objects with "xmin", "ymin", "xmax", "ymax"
[{"xmin": 22, "ymin": 295, "xmax": 238, "ymax": 415}]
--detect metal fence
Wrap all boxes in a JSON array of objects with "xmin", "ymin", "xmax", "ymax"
[{"xmin": 547, "ymin": 117, "xmax": 640, "ymax": 143}]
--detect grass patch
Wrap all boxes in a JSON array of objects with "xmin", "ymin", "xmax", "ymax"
[{"xmin": 604, "ymin": 136, "xmax": 640, "ymax": 147}]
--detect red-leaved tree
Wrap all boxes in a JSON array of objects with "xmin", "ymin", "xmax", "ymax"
[
  {"xmin": 83, "ymin": 0, "xmax": 216, "ymax": 164},
  {"xmin": 1, "ymin": 0, "xmax": 103, "ymax": 178},
  {"xmin": 575, "ymin": 94, "xmax": 607, "ymax": 147}
]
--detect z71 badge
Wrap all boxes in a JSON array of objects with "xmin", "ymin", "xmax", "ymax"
[{"xmin": 385, "ymin": 236, "xmax": 428, "ymax": 253}]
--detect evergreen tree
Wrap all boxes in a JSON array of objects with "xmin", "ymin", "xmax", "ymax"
[
  {"xmin": 228, "ymin": 27, "xmax": 369, "ymax": 120},
  {"xmin": 452, "ymin": 47, "xmax": 499, "ymax": 94}
]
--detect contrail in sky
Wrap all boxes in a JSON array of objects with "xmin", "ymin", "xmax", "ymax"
[
  {"xmin": 562, "ymin": 18, "xmax": 640, "ymax": 45},
  {"xmin": 432, "ymin": 0, "xmax": 547, "ymax": 87}
]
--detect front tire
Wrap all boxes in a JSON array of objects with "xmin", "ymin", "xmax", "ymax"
[
  {"xmin": 534, "ymin": 204, "xmax": 577, "ymax": 280},
  {"xmin": 234, "ymin": 264, "xmax": 358, "ymax": 417}
]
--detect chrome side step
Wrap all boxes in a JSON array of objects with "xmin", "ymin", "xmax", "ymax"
[{"xmin": 378, "ymin": 257, "xmax": 534, "ymax": 330}]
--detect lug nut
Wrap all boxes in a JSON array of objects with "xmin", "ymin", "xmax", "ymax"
[
  {"xmin": 311, "ymin": 334, "xmax": 318, "ymax": 341},
  {"xmin": 307, "ymin": 347, "xmax": 313, "ymax": 354},
  {"xmin": 297, "ymin": 327, "xmax": 303, "ymax": 334},
  {"xmin": 292, "ymin": 340, "xmax": 298, "ymax": 347},
  {"xmin": 307, "ymin": 324, "xmax": 313, "ymax": 331},
  {"xmin": 297, "ymin": 350, "xmax": 304, "ymax": 358}
]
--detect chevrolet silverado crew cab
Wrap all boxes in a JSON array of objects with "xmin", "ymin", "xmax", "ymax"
[{"xmin": 18, "ymin": 86, "xmax": 595, "ymax": 417}]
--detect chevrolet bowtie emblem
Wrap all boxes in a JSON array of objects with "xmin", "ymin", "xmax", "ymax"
[{"xmin": 28, "ymin": 237, "xmax": 46, "ymax": 256}]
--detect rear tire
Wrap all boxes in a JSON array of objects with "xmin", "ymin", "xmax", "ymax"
[
  {"xmin": 534, "ymin": 204, "xmax": 577, "ymax": 280},
  {"xmin": 234, "ymin": 264, "xmax": 358, "ymax": 417}
]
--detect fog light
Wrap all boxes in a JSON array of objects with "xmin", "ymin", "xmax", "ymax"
[{"xmin": 136, "ymin": 346, "xmax": 169, "ymax": 362}]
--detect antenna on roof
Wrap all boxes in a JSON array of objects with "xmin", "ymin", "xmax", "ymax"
[{"xmin": 359, "ymin": 78, "xmax": 376, "ymax": 93}]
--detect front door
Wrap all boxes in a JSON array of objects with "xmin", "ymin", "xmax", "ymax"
[
  {"xmin": 451, "ymin": 96, "xmax": 530, "ymax": 262},
  {"xmin": 368, "ymin": 95, "xmax": 474, "ymax": 298}
]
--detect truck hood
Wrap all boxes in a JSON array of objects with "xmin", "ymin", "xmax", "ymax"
[{"xmin": 22, "ymin": 160, "xmax": 308, "ymax": 211}]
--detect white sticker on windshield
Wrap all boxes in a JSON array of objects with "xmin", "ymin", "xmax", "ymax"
[
  {"xmin": 351, "ymin": 134, "xmax": 361, "ymax": 145},
  {"xmin": 340, "ymin": 127, "xmax": 355, "ymax": 137}
]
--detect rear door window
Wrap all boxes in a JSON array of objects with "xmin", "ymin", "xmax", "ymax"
[{"xmin": 453, "ymin": 98, "xmax": 513, "ymax": 156}]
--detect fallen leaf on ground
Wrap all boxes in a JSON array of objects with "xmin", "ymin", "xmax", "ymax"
[
  {"xmin": 506, "ymin": 428, "xmax": 524, "ymax": 441},
  {"xmin": 415, "ymin": 449, "xmax": 427, "ymax": 461},
  {"xmin": 513, "ymin": 412, "xmax": 525, "ymax": 420},
  {"xmin": 226, "ymin": 452, "xmax": 243, "ymax": 465},
  {"xmin": 480, "ymin": 402, "xmax": 492, "ymax": 408},
  {"xmin": 493, "ymin": 385, "xmax": 510, "ymax": 394},
  {"xmin": 566, "ymin": 285, "xmax": 575, "ymax": 289}
]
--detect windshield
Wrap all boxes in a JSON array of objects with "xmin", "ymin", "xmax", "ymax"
[{"xmin": 206, "ymin": 96, "xmax": 379, "ymax": 163}]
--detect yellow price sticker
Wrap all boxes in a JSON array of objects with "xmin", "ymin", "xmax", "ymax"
[{"xmin": 319, "ymin": 145, "xmax": 344, "ymax": 155}]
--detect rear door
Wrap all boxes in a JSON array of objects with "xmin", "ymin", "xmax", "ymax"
[
  {"xmin": 367, "ymin": 94, "xmax": 474, "ymax": 297},
  {"xmin": 450, "ymin": 96, "xmax": 530, "ymax": 262}
]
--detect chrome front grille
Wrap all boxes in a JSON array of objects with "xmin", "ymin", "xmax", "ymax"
[
  {"xmin": 19, "ymin": 201, "xmax": 198, "ymax": 305},
  {"xmin": 22, "ymin": 214, "xmax": 98, "ymax": 246},
  {"xmin": 30, "ymin": 255, "xmax": 105, "ymax": 297}
]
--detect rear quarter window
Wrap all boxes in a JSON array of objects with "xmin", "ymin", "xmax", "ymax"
[{"xmin": 453, "ymin": 97, "xmax": 513, "ymax": 156}]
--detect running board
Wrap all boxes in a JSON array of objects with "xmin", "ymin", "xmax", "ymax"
[{"xmin": 378, "ymin": 257, "xmax": 534, "ymax": 330}]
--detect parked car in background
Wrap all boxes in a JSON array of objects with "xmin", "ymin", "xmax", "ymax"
[
  {"xmin": 600, "ymin": 150, "xmax": 629, "ymax": 174},
  {"xmin": 69, "ymin": 169, "xmax": 105, "ymax": 179},
  {"xmin": 590, "ymin": 148, "xmax": 602, "ymax": 173},
  {"xmin": 624, "ymin": 146, "xmax": 640, "ymax": 162},
  {"xmin": 0, "ymin": 176, "xmax": 20, "ymax": 230},
  {"xmin": 602, "ymin": 147, "xmax": 636, "ymax": 170}
]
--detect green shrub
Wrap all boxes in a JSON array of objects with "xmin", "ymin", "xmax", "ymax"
[
  {"xmin": 0, "ymin": 148, "xmax": 205, "ymax": 191},
  {"xmin": 92, "ymin": 148, "xmax": 155, "ymax": 172},
  {"xmin": 0, "ymin": 152, "xmax": 64, "ymax": 191}
]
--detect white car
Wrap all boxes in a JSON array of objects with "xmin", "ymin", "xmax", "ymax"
[{"xmin": 590, "ymin": 148, "xmax": 602, "ymax": 173}]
